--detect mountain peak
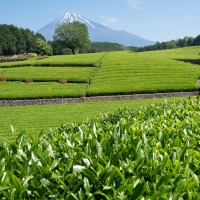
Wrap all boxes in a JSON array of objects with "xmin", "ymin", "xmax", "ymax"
[{"xmin": 52, "ymin": 12, "xmax": 95, "ymax": 28}]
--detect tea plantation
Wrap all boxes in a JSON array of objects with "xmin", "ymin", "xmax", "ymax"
[
  {"xmin": 0, "ymin": 46, "xmax": 200, "ymax": 99},
  {"xmin": 0, "ymin": 46, "xmax": 200, "ymax": 199},
  {"xmin": 0, "ymin": 97, "xmax": 199, "ymax": 199}
]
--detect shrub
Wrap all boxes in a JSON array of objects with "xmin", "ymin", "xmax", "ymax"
[
  {"xmin": 28, "ymin": 52, "xmax": 37, "ymax": 57},
  {"xmin": 25, "ymin": 77, "xmax": 33, "ymax": 83},
  {"xmin": 59, "ymin": 79, "xmax": 67, "ymax": 84},
  {"xmin": 0, "ymin": 76, "xmax": 6, "ymax": 82}
]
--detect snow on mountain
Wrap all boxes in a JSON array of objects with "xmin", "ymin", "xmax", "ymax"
[
  {"xmin": 37, "ymin": 12, "xmax": 155, "ymax": 47},
  {"xmin": 51, "ymin": 12, "xmax": 95, "ymax": 28}
]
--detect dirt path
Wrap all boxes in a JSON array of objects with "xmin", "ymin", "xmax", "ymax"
[{"xmin": 0, "ymin": 91, "xmax": 199, "ymax": 107}]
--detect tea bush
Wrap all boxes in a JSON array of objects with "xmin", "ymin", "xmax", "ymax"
[{"xmin": 0, "ymin": 97, "xmax": 199, "ymax": 199}]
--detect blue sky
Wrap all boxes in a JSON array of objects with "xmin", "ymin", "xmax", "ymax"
[{"xmin": 1, "ymin": 0, "xmax": 200, "ymax": 42}]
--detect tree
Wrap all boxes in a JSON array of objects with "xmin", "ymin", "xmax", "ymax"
[
  {"xmin": 50, "ymin": 40, "xmax": 72, "ymax": 55},
  {"xmin": 53, "ymin": 21, "xmax": 90, "ymax": 55},
  {"xmin": 8, "ymin": 25, "xmax": 27, "ymax": 54},
  {"xmin": 193, "ymin": 34, "xmax": 200, "ymax": 46},
  {"xmin": 0, "ymin": 24, "xmax": 17, "ymax": 55},
  {"xmin": 187, "ymin": 37, "xmax": 194, "ymax": 46},
  {"xmin": 21, "ymin": 28, "xmax": 37, "ymax": 53},
  {"xmin": 36, "ymin": 37, "xmax": 53, "ymax": 56}
]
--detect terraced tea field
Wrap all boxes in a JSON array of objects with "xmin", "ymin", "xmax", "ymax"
[
  {"xmin": 0, "ymin": 47, "xmax": 200, "ymax": 198},
  {"xmin": 0, "ymin": 46, "xmax": 200, "ymax": 135},
  {"xmin": 0, "ymin": 82, "xmax": 88, "ymax": 99},
  {"xmin": 87, "ymin": 46, "xmax": 200, "ymax": 96},
  {"xmin": 0, "ymin": 46, "xmax": 200, "ymax": 99},
  {"xmin": 0, "ymin": 67, "xmax": 95, "ymax": 82},
  {"xmin": 0, "ymin": 52, "xmax": 106, "ymax": 67},
  {"xmin": 0, "ymin": 53, "xmax": 106, "ymax": 99}
]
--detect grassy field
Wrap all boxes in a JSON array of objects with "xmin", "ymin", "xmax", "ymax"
[
  {"xmin": 87, "ymin": 47, "xmax": 200, "ymax": 96},
  {"xmin": 0, "ymin": 96, "xmax": 190, "ymax": 141}
]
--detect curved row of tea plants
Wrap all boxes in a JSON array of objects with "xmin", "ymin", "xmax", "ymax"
[
  {"xmin": 0, "ymin": 53, "xmax": 106, "ymax": 68},
  {"xmin": 0, "ymin": 97, "xmax": 187, "ymax": 142},
  {"xmin": 0, "ymin": 67, "xmax": 95, "ymax": 83},
  {"xmin": 0, "ymin": 97, "xmax": 187, "ymax": 141},
  {"xmin": 147, "ymin": 46, "xmax": 200, "ymax": 60},
  {"xmin": 87, "ymin": 48, "xmax": 200, "ymax": 96},
  {"xmin": 0, "ymin": 47, "xmax": 200, "ymax": 99},
  {"xmin": 0, "ymin": 96, "xmax": 199, "ymax": 199},
  {"xmin": 0, "ymin": 82, "xmax": 88, "ymax": 99},
  {"xmin": 0, "ymin": 53, "xmax": 107, "ymax": 99}
]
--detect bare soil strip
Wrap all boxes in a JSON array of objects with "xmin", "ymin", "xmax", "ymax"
[{"xmin": 0, "ymin": 91, "xmax": 199, "ymax": 107}]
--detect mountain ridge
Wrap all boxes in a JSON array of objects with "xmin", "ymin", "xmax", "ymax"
[{"xmin": 37, "ymin": 12, "xmax": 155, "ymax": 47}]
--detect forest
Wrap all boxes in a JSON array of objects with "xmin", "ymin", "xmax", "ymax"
[{"xmin": 0, "ymin": 24, "xmax": 52, "ymax": 56}]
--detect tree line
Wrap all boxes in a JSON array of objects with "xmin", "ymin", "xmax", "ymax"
[
  {"xmin": 87, "ymin": 42, "xmax": 126, "ymax": 53},
  {"xmin": 0, "ymin": 24, "xmax": 53, "ymax": 56},
  {"xmin": 50, "ymin": 41, "xmax": 127, "ymax": 55},
  {"xmin": 1, "ymin": 23, "xmax": 200, "ymax": 56},
  {"xmin": 128, "ymin": 35, "xmax": 200, "ymax": 52}
]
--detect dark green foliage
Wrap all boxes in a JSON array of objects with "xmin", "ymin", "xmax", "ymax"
[
  {"xmin": 129, "ymin": 36, "xmax": 195, "ymax": 52},
  {"xmin": 0, "ymin": 97, "xmax": 200, "ymax": 199},
  {"xmin": 49, "ymin": 40, "xmax": 72, "ymax": 55},
  {"xmin": 9, "ymin": 25, "xmax": 27, "ymax": 54},
  {"xmin": 0, "ymin": 24, "xmax": 51, "ymax": 56},
  {"xmin": 193, "ymin": 34, "xmax": 200, "ymax": 46},
  {"xmin": 86, "ymin": 42, "xmax": 125, "ymax": 53},
  {"xmin": 50, "ymin": 41, "xmax": 126, "ymax": 55},
  {"xmin": 0, "ymin": 24, "xmax": 17, "ymax": 55},
  {"xmin": 17, "ymin": 28, "xmax": 37, "ymax": 54}
]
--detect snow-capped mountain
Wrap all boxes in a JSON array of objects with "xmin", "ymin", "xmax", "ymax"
[
  {"xmin": 37, "ymin": 12, "xmax": 155, "ymax": 47},
  {"xmin": 52, "ymin": 13, "xmax": 95, "ymax": 28}
]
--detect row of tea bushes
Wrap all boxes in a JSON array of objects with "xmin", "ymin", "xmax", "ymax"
[{"xmin": 0, "ymin": 96, "xmax": 199, "ymax": 199}]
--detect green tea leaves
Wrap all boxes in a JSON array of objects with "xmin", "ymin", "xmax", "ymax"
[{"xmin": 0, "ymin": 97, "xmax": 200, "ymax": 198}]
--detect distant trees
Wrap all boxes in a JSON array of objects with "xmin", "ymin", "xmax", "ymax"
[
  {"xmin": 51, "ymin": 41, "xmax": 127, "ymax": 55},
  {"xmin": 53, "ymin": 21, "xmax": 90, "ymax": 55},
  {"xmin": 86, "ymin": 42, "xmax": 125, "ymax": 53},
  {"xmin": 0, "ymin": 24, "xmax": 52, "ymax": 56},
  {"xmin": 128, "ymin": 36, "xmax": 197, "ymax": 52},
  {"xmin": 193, "ymin": 34, "xmax": 200, "ymax": 46}
]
